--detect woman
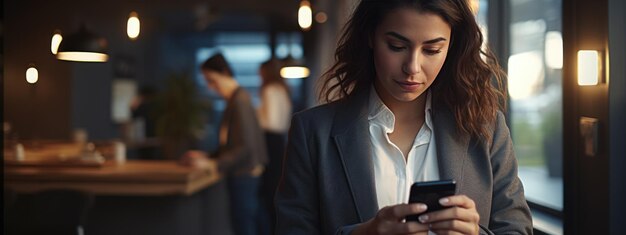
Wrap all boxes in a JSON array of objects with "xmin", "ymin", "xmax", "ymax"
[
  {"xmin": 256, "ymin": 58, "xmax": 292, "ymax": 234},
  {"xmin": 275, "ymin": 0, "xmax": 532, "ymax": 234},
  {"xmin": 182, "ymin": 53, "xmax": 268, "ymax": 235}
]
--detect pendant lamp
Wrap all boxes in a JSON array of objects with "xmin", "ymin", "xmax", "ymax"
[
  {"xmin": 280, "ymin": 55, "xmax": 310, "ymax": 79},
  {"xmin": 56, "ymin": 24, "xmax": 109, "ymax": 62},
  {"xmin": 279, "ymin": 33, "xmax": 310, "ymax": 79}
]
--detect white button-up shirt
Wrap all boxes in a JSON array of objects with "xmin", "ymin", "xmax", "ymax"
[{"xmin": 368, "ymin": 88, "xmax": 439, "ymax": 210}]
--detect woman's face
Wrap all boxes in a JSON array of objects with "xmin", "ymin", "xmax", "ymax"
[
  {"xmin": 202, "ymin": 69, "xmax": 227, "ymax": 97},
  {"xmin": 371, "ymin": 8, "xmax": 451, "ymax": 104}
]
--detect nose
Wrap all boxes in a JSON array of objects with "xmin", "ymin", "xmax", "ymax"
[{"xmin": 403, "ymin": 51, "xmax": 421, "ymax": 75}]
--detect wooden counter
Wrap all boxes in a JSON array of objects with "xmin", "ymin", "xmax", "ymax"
[{"xmin": 4, "ymin": 160, "xmax": 220, "ymax": 196}]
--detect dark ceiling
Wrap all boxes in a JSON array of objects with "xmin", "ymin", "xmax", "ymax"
[{"xmin": 142, "ymin": 0, "xmax": 303, "ymax": 32}]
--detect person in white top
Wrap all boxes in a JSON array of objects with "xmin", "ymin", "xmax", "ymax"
[
  {"xmin": 276, "ymin": 0, "xmax": 531, "ymax": 234},
  {"xmin": 256, "ymin": 58, "xmax": 292, "ymax": 235},
  {"xmin": 257, "ymin": 58, "xmax": 292, "ymax": 133}
]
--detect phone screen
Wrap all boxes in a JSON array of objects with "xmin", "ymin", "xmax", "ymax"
[{"xmin": 406, "ymin": 179, "xmax": 456, "ymax": 222}]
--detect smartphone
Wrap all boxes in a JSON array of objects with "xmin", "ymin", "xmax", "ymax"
[{"xmin": 406, "ymin": 179, "xmax": 456, "ymax": 222}]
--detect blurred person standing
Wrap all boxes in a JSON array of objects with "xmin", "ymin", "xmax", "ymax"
[
  {"xmin": 181, "ymin": 53, "xmax": 268, "ymax": 235},
  {"xmin": 256, "ymin": 58, "xmax": 292, "ymax": 235}
]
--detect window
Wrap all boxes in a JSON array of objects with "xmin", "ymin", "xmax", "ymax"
[{"xmin": 507, "ymin": 0, "xmax": 563, "ymax": 212}]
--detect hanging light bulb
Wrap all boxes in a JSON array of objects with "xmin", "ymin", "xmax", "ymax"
[
  {"xmin": 298, "ymin": 0, "xmax": 312, "ymax": 31},
  {"xmin": 50, "ymin": 31, "xmax": 63, "ymax": 55},
  {"xmin": 127, "ymin": 11, "xmax": 140, "ymax": 40},
  {"xmin": 26, "ymin": 65, "xmax": 39, "ymax": 84}
]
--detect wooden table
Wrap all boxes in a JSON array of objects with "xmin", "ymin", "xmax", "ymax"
[
  {"xmin": 4, "ymin": 160, "xmax": 233, "ymax": 235},
  {"xmin": 4, "ymin": 160, "xmax": 220, "ymax": 196}
]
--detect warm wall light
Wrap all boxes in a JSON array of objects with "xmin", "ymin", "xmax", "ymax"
[
  {"xmin": 298, "ymin": 0, "xmax": 312, "ymax": 31},
  {"xmin": 577, "ymin": 50, "xmax": 600, "ymax": 86},
  {"xmin": 26, "ymin": 65, "xmax": 39, "ymax": 84},
  {"xmin": 127, "ymin": 11, "xmax": 140, "ymax": 40},
  {"xmin": 50, "ymin": 31, "xmax": 63, "ymax": 55}
]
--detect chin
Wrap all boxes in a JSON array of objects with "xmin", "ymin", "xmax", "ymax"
[{"xmin": 393, "ymin": 93, "xmax": 422, "ymax": 102}]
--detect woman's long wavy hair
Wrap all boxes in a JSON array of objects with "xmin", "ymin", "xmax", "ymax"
[{"xmin": 318, "ymin": 0, "xmax": 506, "ymax": 140}]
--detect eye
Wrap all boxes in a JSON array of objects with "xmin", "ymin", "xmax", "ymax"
[
  {"xmin": 387, "ymin": 43, "xmax": 406, "ymax": 52},
  {"xmin": 424, "ymin": 49, "xmax": 442, "ymax": 55}
]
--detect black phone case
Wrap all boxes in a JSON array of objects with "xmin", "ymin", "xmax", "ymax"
[{"xmin": 406, "ymin": 180, "xmax": 456, "ymax": 222}]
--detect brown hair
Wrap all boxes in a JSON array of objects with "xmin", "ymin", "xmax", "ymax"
[{"xmin": 318, "ymin": 0, "xmax": 506, "ymax": 140}]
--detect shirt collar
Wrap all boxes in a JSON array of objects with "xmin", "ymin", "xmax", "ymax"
[{"xmin": 368, "ymin": 86, "xmax": 433, "ymax": 133}]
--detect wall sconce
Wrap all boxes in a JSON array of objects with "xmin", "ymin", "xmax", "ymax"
[{"xmin": 577, "ymin": 50, "xmax": 601, "ymax": 86}]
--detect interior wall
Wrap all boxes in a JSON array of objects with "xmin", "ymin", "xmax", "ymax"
[
  {"xmin": 3, "ymin": 0, "xmax": 308, "ymax": 141},
  {"xmin": 3, "ymin": 0, "xmax": 207, "ymax": 140},
  {"xmin": 562, "ymin": 0, "xmax": 615, "ymax": 234},
  {"xmin": 608, "ymin": 0, "xmax": 626, "ymax": 233},
  {"xmin": 4, "ymin": 0, "xmax": 74, "ymax": 139}
]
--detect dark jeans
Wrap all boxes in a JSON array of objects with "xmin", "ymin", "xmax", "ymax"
[
  {"xmin": 259, "ymin": 132, "xmax": 287, "ymax": 235},
  {"xmin": 227, "ymin": 175, "xmax": 261, "ymax": 235}
]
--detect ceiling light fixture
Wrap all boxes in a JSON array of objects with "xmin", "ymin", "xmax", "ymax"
[
  {"xmin": 56, "ymin": 24, "xmax": 109, "ymax": 62},
  {"xmin": 280, "ymin": 34, "xmax": 310, "ymax": 79}
]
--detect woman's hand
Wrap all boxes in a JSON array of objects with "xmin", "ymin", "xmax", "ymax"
[
  {"xmin": 418, "ymin": 195, "xmax": 480, "ymax": 235},
  {"xmin": 180, "ymin": 150, "xmax": 217, "ymax": 172},
  {"xmin": 353, "ymin": 203, "xmax": 430, "ymax": 235}
]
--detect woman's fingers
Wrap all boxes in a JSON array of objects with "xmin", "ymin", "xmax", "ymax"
[
  {"xmin": 439, "ymin": 195, "xmax": 476, "ymax": 209},
  {"xmin": 367, "ymin": 204, "xmax": 430, "ymax": 235},
  {"xmin": 417, "ymin": 195, "xmax": 480, "ymax": 235},
  {"xmin": 378, "ymin": 203, "xmax": 427, "ymax": 221},
  {"xmin": 429, "ymin": 219, "xmax": 479, "ymax": 235}
]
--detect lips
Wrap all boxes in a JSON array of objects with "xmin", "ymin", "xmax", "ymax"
[{"xmin": 395, "ymin": 80, "xmax": 424, "ymax": 91}]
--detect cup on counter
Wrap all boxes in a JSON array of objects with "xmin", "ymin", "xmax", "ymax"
[
  {"xmin": 14, "ymin": 143, "xmax": 25, "ymax": 161},
  {"xmin": 113, "ymin": 141, "xmax": 126, "ymax": 164},
  {"xmin": 73, "ymin": 129, "xmax": 88, "ymax": 143}
]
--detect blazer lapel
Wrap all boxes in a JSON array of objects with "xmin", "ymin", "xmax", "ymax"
[
  {"xmin": 331, "ymin": 88, "xmax": 379, "ymax": 222},
  {"xmin": 432, "ymin": 104, "xmax": 469, "ymax": 191}
]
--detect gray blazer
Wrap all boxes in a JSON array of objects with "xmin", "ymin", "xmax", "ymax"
[{"xmin": 275, "ymin": 87, "xmax": 532, "ymax": 234}]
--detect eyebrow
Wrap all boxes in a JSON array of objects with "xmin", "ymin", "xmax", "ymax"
[{"xmin": 385, "ymin": 32, "xmax": 447, "ymax": 45}]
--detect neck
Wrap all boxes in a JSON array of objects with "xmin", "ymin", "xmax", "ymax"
[{"xmin": 374, "ymin": 86, "xmax": 427, "ymax": 123}]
